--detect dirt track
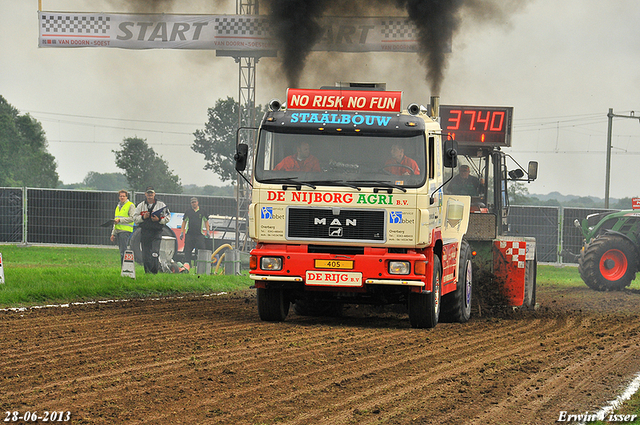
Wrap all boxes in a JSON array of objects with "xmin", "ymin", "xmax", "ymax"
[{"xmin": 2, "ymin": 284, "xmax": 640, "ymax": 424}]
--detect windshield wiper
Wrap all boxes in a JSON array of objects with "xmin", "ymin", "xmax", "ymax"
[
  {"xmin": 260, "ymin": 177, "xmax": 316, "ymax": 190},
  {"xmin": 308, "ymin": 180, "xmax": 361, "ymax": 191},
  {"xmin": 347, "ymin": 180, "xmax": 407, "ymax": 193}
]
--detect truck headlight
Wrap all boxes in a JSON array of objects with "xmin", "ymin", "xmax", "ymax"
[
  {"xmin": 389, "ymin": 261, "xmax": 411, "ymax": 275},
  {"xmin": 260, "ymin": 257, "xmax": 283, "ymax": 271}
]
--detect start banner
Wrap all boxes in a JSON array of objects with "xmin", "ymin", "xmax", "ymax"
[{"xmin": 38, "ymin": 12, "xmax": 429, "ymax": 53}]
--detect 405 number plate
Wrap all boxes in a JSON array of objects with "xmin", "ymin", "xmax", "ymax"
[{"xmin": 314, "ymin": 259, "xmax": 354, "ymax": 269}]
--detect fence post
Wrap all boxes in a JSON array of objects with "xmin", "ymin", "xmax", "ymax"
[
  {"xmin": 558, "ymin": 206, "xmax": 563, "ymax": 265},
  {"xmin": 22, "ymin": 186, "xmax": 27, "ymax": 245}
]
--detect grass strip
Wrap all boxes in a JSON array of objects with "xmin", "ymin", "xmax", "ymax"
[{"xmin": 0, "ymin": 244, "xmax": 252, "ymax": 308}]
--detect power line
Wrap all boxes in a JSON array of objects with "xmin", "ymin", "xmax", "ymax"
[
  {"xmin": 48, "ymin": 139, "xmax": 194, "ymax": 147},
  {"xmin": 27, "ymin": 109, "xmax": 640, "ymax": 152},
  {"xmin": 34, "ymin": 116, "xmax": 195, "ymax": 136},
  {"xmin": 23, "ymin": 109, "xmax": 202, "ymax": 127}
]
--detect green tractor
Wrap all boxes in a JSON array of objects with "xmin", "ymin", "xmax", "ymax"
[{"xmin": 576, "ymin": 210, "xmax": 640, "ymax": 291}]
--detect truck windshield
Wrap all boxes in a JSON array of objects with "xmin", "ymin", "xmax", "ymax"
[
  {"xmin": 254, "ymin": 129, "xmax": 427, "ymax": 188},
  {"xmin": 444, "ymin": 154, "xmax": 494, "ymax": 211}
]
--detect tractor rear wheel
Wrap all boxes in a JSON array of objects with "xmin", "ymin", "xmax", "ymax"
[{"xmin": 578, "ymin": 234, "xmax": 638, "ymax": 291}]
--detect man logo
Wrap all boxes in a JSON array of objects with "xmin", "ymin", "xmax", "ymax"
[
  {"xmin": 261, "ymin": 207, "xmax": 273, "ymax": 219},
  {"xmin": 314, "ymin": 218, "xmax": 356, "ymax": 226},
  {"xmin": 390, "ymin": 211, "xmax": 403, "ymax": 224},
  {"xmin": 329, "ymin": 227, "xmax": 343, "ymax": 237}
]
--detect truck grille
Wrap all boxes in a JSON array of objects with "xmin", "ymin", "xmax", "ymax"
[{"xmin": 287, "ymin": 208, "xmax": 385, "ymax": 242}]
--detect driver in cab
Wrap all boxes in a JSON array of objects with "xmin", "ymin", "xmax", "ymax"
[
  {"xmin": 384, "ymin": 143, "xmax": 420, "ymax": 175},
  {"xmin": 447, "ymin": 164, "xmax": 484, "ymax": 196}
]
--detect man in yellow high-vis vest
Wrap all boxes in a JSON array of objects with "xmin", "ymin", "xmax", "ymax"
[{"xmin": 111, "ymin": 189, "xmax": 135, "ymax": 264}]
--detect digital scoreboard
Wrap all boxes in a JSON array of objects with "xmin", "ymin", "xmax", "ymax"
[{"xmin": 439, "ymin": 105, "xmax": 513, "ymax": 147}]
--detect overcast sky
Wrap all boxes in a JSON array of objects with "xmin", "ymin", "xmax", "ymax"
[{"xmin": 2, "ymin": 0, "xmax": 640, "ymax": 200}]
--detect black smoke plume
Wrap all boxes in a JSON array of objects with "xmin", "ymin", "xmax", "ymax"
[
  {"xmin": 261, "ymin": 0, "xmax": 330, "ymax": 89},
  {"xmin": 397, "ymin": 0, "xmax": 464, "ymax": 94},
  {"xmin": 260, "ymin": 0, "xmax": 512, "ymax": 94}
]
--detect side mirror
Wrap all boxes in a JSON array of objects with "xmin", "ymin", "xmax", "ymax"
[
  {"xmin": 234, "ymin": 143, "xmax": 249, "ymax": 172},
  {"xmin": 527, "ymin": 161, "xmax": 538, "ymax": 181},
  {"xmin": 443, "ymin": 139, "xmax": 458, "ymax": 168}
]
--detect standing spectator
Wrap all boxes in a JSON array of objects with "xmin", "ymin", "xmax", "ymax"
[
  {"xmin": 110, "ymin": 189, "xmax": 135, "ymax": 265},
  {"xmin": 133, "ymin": 186, "xmax": 170, "ymax": 274},
  {"xmin": 180, "ymin": 197, "xmax": 211, "ymax": 267}
]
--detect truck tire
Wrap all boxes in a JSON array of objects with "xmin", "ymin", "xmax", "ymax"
[
  {"xmin": 408, "ymin": 255, "xmax": 441, "ymax": 328},
  {"xmin": 257, "ymin": 287, "xmax": 290, "ymax": 322},
  {"xmin": 442, "ymin": 240, "xmax": 472, "ymax": 323},
  {"xmin": 578, "ymin": 234, "xmax": 638, "ymax": 291}
]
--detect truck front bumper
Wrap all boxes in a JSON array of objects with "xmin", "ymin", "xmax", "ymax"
[{"xmin": 249, "ymin": 243, "xmax": 431, "ymax": 291}]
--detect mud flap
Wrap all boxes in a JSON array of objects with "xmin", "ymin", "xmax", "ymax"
[{"xmin": 493, "ymin": 238, "xmax": 536, "ymax": 307}]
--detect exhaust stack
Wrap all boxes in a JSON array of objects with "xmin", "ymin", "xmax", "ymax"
[{"xmin": 429, "ymin": 96, "xmax": 440, "ymax": 118}]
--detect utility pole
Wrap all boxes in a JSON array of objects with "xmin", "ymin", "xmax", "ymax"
[{"xmin": 605, "ymin": 109, "xmax": 640, "ymax": 208}]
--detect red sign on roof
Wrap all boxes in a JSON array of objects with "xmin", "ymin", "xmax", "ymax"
[{"xmin": 286, "ymin": 88, "xmax": 402, "ymax": 113}]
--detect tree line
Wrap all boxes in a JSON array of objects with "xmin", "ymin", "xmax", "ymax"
[
  {"xmin": 509, "ymin": 182, "xmax": 633, "ymax": 209},
  {"xmin": 1, "ymin": 94, "xmax": 633, "ymax": 208},
  {"xmin": 0, "ymin": 95, "xmax": 254, "ymax": 195}
]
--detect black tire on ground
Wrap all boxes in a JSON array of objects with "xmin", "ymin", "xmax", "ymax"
[
  {"xmin": 293, "ymin": 299, "xmax": 343, "ymax": 317},
  {"xmin": 129, "ymin": 226, "xmax": 177, "ymax": 265},
  {"xmin": 442, "ymin": 240, "xmax": 473, "ymax": 323},
  {"xmin": 408, "ymin": 255, "xmax": 441, "ymax": 329},
  {"xmin": 257, "ymin": 287, "xmax": 290, "ymax": 322},
  {"xmin": 578, "ymin": 234, "xmax": 638, "ymax": 291}
]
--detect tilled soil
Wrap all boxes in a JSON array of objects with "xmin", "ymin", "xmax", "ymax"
[{"xmin": 2, "ymin": 284, "xmax": 640, "ymax": 424}]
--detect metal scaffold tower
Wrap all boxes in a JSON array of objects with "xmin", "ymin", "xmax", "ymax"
[
  {"xmin": 235, "ymin": 0, "xmax": 256, "ymax": 255},
  {"xmin": 218, "ymin": 0, "xmax": 276, "ymax": 256},
  {"xmin": 237, "ymin": 0, "xmax": 258, "ymax": 130}
]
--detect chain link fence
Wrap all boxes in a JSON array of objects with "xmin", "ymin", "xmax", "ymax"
[
  {"xmin": 0, "ymin": 187, "xmax": 621, "ymax": 264},
  {"xmin": 0, "ymin": 187, "xmax": 236, "ymax": 246},
  {"xmin": 507, "ymin": 205, "xmax": 560, "ymax": 263}
]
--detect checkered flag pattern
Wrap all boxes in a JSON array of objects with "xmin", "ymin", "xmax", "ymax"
[
  {"xmin": 41, "ymin": 15, "xmax": 110, "ymax": 34},
  {"xmin": 214, "ymin": 17, "xmax": 271, "ymax": 36},
  {"xmin": 381, "ymin": 20, "xmax": 417, "ymax": 40},
  {"xmin": 499, "ymin": 241, "xmax": 527, "ymax": 268}
]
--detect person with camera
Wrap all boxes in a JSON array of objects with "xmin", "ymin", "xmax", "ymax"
[{"xmin": 133, "ymin": 186, "xmax": 170, "ymax": 274}]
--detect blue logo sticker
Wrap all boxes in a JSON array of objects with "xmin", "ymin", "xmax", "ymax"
[
  {"xmin": 390, "ymin": 211, "xmax": 403, "ymax": 224},
  {"xmin": 261, "ymin": 207, "xmax": 273, "ymax": 219}
]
